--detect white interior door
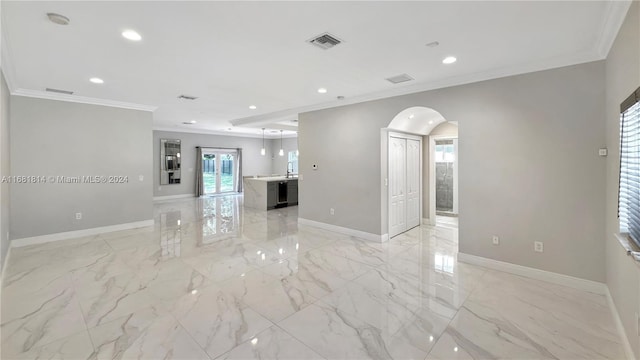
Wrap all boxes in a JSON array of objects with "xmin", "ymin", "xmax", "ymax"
[
  {"xmin": 389, "ymin": 136, "xmax": 407, "ymax": 238},
  {"xmin": 406, "ymin": 139, "xmax": 421, "ymax": 230}
]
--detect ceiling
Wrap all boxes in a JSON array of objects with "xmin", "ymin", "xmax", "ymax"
[{"xmin": 0, "ymin": 1, "xmax": 631, "ymax": 138}]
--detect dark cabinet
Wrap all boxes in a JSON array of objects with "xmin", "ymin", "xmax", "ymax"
[
  {"xmin": 266, "ymin": 179, "xmax": 298, "ymax": 209},
  {"xmin": 287, "ymin": 180, "xmax": 298, "ymax": 205},
  {"xmin": 267, "ymin": 182, "xmax": 278, "ymax": 209}
]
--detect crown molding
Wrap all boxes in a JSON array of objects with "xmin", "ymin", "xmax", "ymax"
[
  {"xmin": 12, "ymin": 88, "xmax": 157, "ymax": 112},
  {"xmin": 595, "ymin": 0, "xmax": 632, "ymax": 59},
  {"xmin": 231, "ymin": 49, "xmax": 602, "ymax": 127},
  {"xmin": 152, "ymin": 126, "xmax": 297, "ymax": 139}
]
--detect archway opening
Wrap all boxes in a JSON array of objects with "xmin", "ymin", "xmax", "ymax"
[
  {"xmin": 384, "ymin": 106, "xmax": 448, "ymax": 239},
  {"xmin": 428, "ymin": 122, "xmax": 459, "ymax": 228}
]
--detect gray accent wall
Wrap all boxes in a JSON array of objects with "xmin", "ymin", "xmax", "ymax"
[
  {"xmin": 299, "ymin": 61, "xmax": 606, "ymax": 282},
  {"xmin": 153, "ymin": 131, "xmax": 275, "ymax": 197},
  {"xmin": 604, "ymin": 2, "xmax": 640, "ymax": 357},
  {"xmin": 1, "ymin": 72, "xmax": 10, "ymax": 268},
  {"xmin": 10, "ymin": 97, "xmax": 153, "ymax": 239}
]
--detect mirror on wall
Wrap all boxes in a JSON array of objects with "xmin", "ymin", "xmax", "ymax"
[{"xmin": 160, "ymin": 139, "xmax": 181, "ymax": 184}]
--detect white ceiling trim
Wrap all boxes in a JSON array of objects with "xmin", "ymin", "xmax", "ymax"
[
  {"xmin": 595, "ymin": 0, "xmax": 632, "ymax": 58},
  {"xmin": 153, "ymin": 126, "xmax": 297, "ymax": 140},
  {"xmin": 232, "ymin": 48, "xmax": 602, "ymax": 128},
  {"xmin": 12, "ymin": 88, "xmax": 157, "ymax": 112}
]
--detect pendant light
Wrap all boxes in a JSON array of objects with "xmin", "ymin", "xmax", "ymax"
[
  {"xmin": 261, "ymin": 128, "xmax": 266, "ymax": 156},
  {"xmin": 279, "ymin": 130, "xmax": 284, "ymax": 156}
]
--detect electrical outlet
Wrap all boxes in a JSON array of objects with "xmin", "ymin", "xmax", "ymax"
[
  {"xmin": 492, "ymin": 236, "xmax": 500, "ymax": 245},
  {"xmin": 75, "ymin": 212, "xmax": 82, "ymax": 220},
  {"xmin": 534, "ymin": 241, "xmax": 544, "ymax": 252},
  {"xmin": 330, "ymin": 208, "xmax": 335, "ymax": 215}
]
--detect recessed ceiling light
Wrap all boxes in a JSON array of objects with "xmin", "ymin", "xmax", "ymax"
[
  {"xmin": 409, "ymin": 114, "xmax": 415, "ymax": 119},
  {"xmin": 428, "ymin": 120, "xmax": 433, "ymax": 124},
  {"xmin": 317, "ymin": 88, "xmax": 328, "ymax": 94},
  {"xmin": 89, "ymin": 77, "xmax": 104, "ymax": 84},
  {"xmin": 442, "ymin": 56, "xmax": 457, "ymax": 64},
  {"xmin": 122, "ymin": 29, "xmax": 142, "ymax": 41},
  {"xmin": 190, "ymin": 120, "xmax": 197, "ymax": 124},
  {"xmin": 47, "ymin": 13, "xmax": 70, "ymax": 25},
  {"xmin": 249, "ymin": 105, "xmax": 257, "ymax": 110}
]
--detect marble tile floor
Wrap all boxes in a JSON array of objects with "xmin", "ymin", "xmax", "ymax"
[{"xmin": 0, "ymin": 195, "xmax": 626, "ymax": 359}]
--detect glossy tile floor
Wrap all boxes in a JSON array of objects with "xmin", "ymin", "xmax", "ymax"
[{"xmin": 1, "ymin": 195, "xmax": 625, "ymax": 359}]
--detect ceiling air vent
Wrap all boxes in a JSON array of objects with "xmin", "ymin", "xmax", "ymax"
[
  {"xmin": 308, "ymin": 33, "xmax": 342, "ymax": 50},
  {"xmin": 45, "ymin": 88, "xmax": 74, "ymax": 95},
  {"xmin": 385, "ymin": 74, "xmax": 414, "ymax": 84},
  {"xmin": 177, "ymin": 94, "xmax": 198, "ymax": 100}
]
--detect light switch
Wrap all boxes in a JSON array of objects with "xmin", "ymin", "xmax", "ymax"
[
  {"xmin": 599, "ymin": 148, "xmax": 608, "ymax": 156},
  {"xmin": 139, "ymin": 175, "xmax": 144, "ymax": 181}
]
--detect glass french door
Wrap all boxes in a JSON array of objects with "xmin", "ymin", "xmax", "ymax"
[{"xmin": 202, "ymin": 150, "xmax": 237, "ymax": 195}]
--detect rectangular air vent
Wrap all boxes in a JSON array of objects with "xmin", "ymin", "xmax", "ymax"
[
  {"xmin": 308, "ymin": 33, "xmax": 342, "ymax": 50},
  {"xmin": 385, "ymin": 74, "xmax": 414, "ymax": 84},
  {"xmin": 177, "ymin": 94, "xmax": 198, "ymax": 100},
  {"xmin": 45, "ymin": 88, "xmax": 74, "ymax": 95}
]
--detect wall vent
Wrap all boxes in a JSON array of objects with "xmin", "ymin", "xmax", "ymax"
[
  {"xmin": 385, "ymin": 74, "xmax": 414, "ymax": 84},
  {"xmin": 177, "ymin": 94, "xmax": 198, "ymax": 100},
  {"xmin": 308, "ymin": 33, "xmax": 342, "ymax": 50},
  {"xmin": 45, "ymin": 88, "xmax": 74, "ymax": 95}
]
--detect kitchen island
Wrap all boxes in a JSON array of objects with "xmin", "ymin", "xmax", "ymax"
[{"xmin": 243, "ymin": 176, "xmax": 298, "ymax": 210}]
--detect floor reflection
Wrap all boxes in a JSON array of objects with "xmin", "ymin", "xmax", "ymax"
[
  {"xmin": 1, "ymin": 195, "xmax": 625, "ymax": 359},
  {"xmin": 197, "ymin": 196, "xmax": 240, "ymax": 244},
  {"xmin": 159, "ymin": 210, "xmax": 182, "ymax": 259}
]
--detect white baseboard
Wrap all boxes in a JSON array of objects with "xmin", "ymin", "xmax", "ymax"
[
  {"xmin": 298, "ymin": 218, "xmax": 388, "ymax": 243},
  {"xmin": 605, "ymin": 288, "xmax": 637, "ymax": 360},
  {"xmin": 11, "ymin": 219, "xmax": 155, "ymax": 248},
  {"xmin": 153, "ymin": 194, "xmax": 195, "ymax": 201},
  {"xmin": 457, "ymin": 252, "xmax": 607, "ymax": 295}
]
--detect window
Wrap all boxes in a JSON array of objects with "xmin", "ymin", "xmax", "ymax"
[
  {"xmin": 618, "ymin": 86, "xmax": 640, "ymax": 249},
  {"xmin": 435, "ymin": 140, "xmax": 455, "ymax": 162},
  {"xmin": 288, "ymin": 151, "xmax": 298, "ymax": 174}
]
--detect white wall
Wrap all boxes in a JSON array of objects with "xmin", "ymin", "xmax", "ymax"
[
  {"xmin": 10, "ymin": 96, "xmax": 154, "ymax": 239},
  {"xmin": 270, "ymin": 137, "xmax": 298, "ymax": 176},
  {"xmin": 1, "ymin": 72, "xmax": 10, "ymax": 268},
  {"xmin": 153, "ymin": 130, "xmax": 276, "ymax": 197},
  {"xmin": 300, "ymin": 60, "xmax": 606, "ymax": 282},
  {"xmin": 604, "ymin": 2, "xmax": 640, "ymax": 358}
]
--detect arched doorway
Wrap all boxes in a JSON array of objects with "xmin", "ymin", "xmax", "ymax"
[{"xmin": 385, "ymin": 107, "xmax": 448, "ymax": 238}]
